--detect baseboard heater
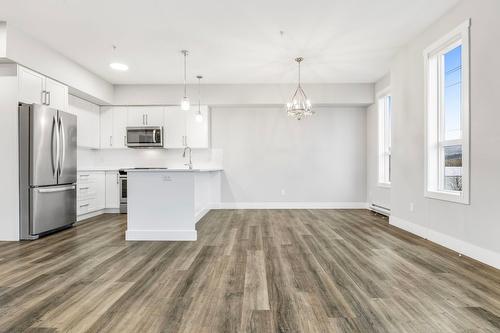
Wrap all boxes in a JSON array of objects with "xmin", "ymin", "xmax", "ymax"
[{"xmin": 370, "ymin": 203, "xmax": 391, "ymax": 216}]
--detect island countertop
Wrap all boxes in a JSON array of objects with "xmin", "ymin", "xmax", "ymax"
[{"xmin": 125, "ymin": 168, "xmax": 223, "ymax": 172}]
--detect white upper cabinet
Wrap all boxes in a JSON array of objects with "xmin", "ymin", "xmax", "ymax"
[
  {"xmin": 100, "ymin": 106, "xmax": 114, "ymax": 149},
  {"xmin": 18, "ymin": 66, "xmax": 45, "ymax": 105},
  {"xmin": 113, "ymin": 108, "xmax": 128, "ymax": 148},
  {"xmin": 164, "ymin": 106, "xmax": 210, "ymax": 149},
  {"xmin": 146, "ymin": 107, "xmax": 164, "ymax": 126},
  {"xmin": 44, "ymin": 78, "xmax": 68, "ymax": 111},
  {"xmin": 69, "ymin": 95, "xmax": 100, "ymax": 149},
  {"xmin": 164, "ymin": 107, "xmax": 187, "ymax": 148},
  {"xmin": 127, "ymin": 107, "xmax": 145, "ymax": 126},
  {"xmin": 127, "ymin": 106, "xmax": 164, "ymax": 126},
  {"xmin": 100, "ymin": 106, "xmax": 127, "ymax": 149},
  {"xmin": 18, "ymin": 66, "xmax": 68, "ymax": 111}
]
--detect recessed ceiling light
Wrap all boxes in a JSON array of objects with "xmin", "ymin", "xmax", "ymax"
[{"xmin": 110, "ymin": 62, "xmax": 128, "ymax": 71}]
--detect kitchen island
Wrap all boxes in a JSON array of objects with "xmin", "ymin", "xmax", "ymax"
[{"xmin": 125, "ymin": 168, "xmax": 222, "ymax": 241}]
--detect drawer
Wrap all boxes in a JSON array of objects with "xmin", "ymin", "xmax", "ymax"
[
  {"xmin": 77, "ymin": 197, "xmax": 104, "ymax": 216},
  {"xmin": 77, "ymin": 171, "xmax": 104, "ymax": 184},
  {"xmin": 77, "ymin": 173, "xmax": 96, "ymax": 184},
  {"xmin": 77, "ymin": 182, "xmax": 97, "ymax": 200},
  {"xmin": 77, "ymin": 198, "xmax": 96, "ymax": 215}
]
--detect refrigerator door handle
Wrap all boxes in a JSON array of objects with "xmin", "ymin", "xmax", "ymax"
[
  {"xmin": 35, "ymin": 185, "xmax": 76, "ymax": 193},
  {"xmin": 51, "ymin": 115, "xmax": 60, "ymax": 177},
  {"xmin": 58, "ymin": 115, "xmax": 66, "ymax": 177}
]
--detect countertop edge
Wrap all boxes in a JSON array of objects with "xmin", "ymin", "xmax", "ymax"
[
  {"xmin": 126, "ymin": 168, "xmax": 223, "ymax": 173},
  {"xmin": 78, "ymin": 168, "xmax": 223, "ymax": 172}
]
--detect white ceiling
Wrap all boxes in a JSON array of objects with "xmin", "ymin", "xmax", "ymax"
[{"xmin": 0, "ymin": 0, "xmax": 459, "ymax": 84}]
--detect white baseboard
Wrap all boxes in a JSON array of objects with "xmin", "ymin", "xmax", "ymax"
[
  {"xmin": 214, "ymin": 202, "xmax": 369, "ymax": 209},
  {"xmin": 390, "ymin": 216, "xmax": 500, "ymax": 269},
  {"xmin": 77, "ymin": 210, "xmax": 105, "ymax": 221},
  {"xmin": 104, "ymin": 208, "xmax": 121, "ymax": 214},
  {"xmin": 125, "ymin": 229, "xmax": 197, "ymax": 241},
  {"xmin": 195, "ymin": 207, "xmax": 211, "ymax": 224},
  {"xmin": 77, "ymin": 208, "xmax": 121, "ymax": 222}
]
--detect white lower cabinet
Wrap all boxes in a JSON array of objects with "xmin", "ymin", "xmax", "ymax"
[
  {"xmin": 77, "ymin": 171, "xmax": 105, "ymax": 216},
  {"xmin": 105, "ymin": 171, "xmax": 120, "ymax": 209}
]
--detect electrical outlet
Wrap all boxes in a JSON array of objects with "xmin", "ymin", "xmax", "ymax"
[
  {"xmin": 281, "ymin": 189, "xmax": 286, "ymax": 196},
  {"xmin": 409, "ymin": 202, "xmax": 415, "ymax": 212}
]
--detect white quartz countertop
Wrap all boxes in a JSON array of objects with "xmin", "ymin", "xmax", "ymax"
[
  {"xmin": 125, "ymin": 168, "xmax": 223, "ymax": 172},
  {"xmin": 78, "ymin": 167, "xmax": 123, "ymax": 171},
  {"xmin": 78, "ymin": 167, "xmax": 222, "ymax": 172}
]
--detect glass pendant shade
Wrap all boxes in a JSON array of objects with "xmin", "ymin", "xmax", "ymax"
[
  {"xmin": 181, "ymin": 96, "xmax": 190, "ymax": 111},
  {"xmin": 195, "ymin": 75, "xmax": 203, "ymax": 122},
  {"xmin": 180, "ymin": 50, "xmax": 190, "ymax": 110},
  {"xmin": 286, "ymin": 57, "xmax": 313, "ymax": 120},
  {"xmin": 195, "ymin": 112, "xmax": 203, "ymax": 122}
]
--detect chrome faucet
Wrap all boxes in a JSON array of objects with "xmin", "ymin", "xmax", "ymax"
[{"xmin": 182, "ymin": 146, "xmax": 193, "ymax": 170}]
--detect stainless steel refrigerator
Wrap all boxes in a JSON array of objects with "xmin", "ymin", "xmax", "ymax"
[{"xmin": 19, "ymin": 103, "xmax": 77, "ymax": 239}]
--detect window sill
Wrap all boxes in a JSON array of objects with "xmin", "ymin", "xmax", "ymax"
[
  {"xmin": 377, "ymin": 182, "xmax": 391, "ymax": 189},
  {"xmin": 425, "ymin": 190, "xmax": 469, "ymax": 205}
]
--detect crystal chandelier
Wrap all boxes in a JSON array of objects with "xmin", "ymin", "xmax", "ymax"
[{"xmin": 286, "ymin": 57, "xmax": 313, "ymax": 120}]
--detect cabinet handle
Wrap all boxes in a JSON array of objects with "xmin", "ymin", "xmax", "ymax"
[
  {"xmin": 116, "ymin": 173, "xmax": 119, "ymax": 184},
  {"xmin": 146, "ymin": 114, "xmax": 148, "ymax": 125},
  {"xmin": 47, "ymin": 91, "xmax": 51, "ymax": 105},
  {"xmin": 124, "ymin": 135, "xmax": 127, "ymax": 146},
  {"xmin": 142, "ymin": 114, "xmax": 145, "ymax": 125},
  {"xmin": 41, "ymin": 91, "xmax": 46, "ymax": 105},
  {"xmin": 79, "ymin": 203, "xmax": 89, "ymax": 208},
  {"xmin": 80, "ymin": 174, "xmax": 90, "ymax": 177},
  {"xmin": 80, "ymin": 187, "xmax": 89, "ymax": 190},
  {"xmin": 109, "ymin": 136, "xmax": 113, "ymax": 147}
]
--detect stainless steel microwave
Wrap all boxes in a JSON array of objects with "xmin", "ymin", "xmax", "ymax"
[{"xmin": 126, "ymin": 126, "xmax": 163, "ymax": 148}]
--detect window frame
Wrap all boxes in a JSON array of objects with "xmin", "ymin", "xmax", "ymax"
[
  {"xmin": 377, "ymin": 89, "xmax": 392, "ymax": 188},
  {"xmin": 424, "ymin": 19, "xmax": 470, "ymax": 204}
]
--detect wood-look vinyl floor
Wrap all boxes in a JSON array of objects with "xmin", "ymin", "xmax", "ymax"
[{"xmin": 0, "ymin": 209, "xmax": 499, "ymax": 333}]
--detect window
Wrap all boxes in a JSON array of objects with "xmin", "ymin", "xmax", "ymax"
[
  {"xmin": 424, "ymin": 20, "xmax": 470, "ymax": 204},
  {"xmin": 378, "ymin": 92, "xmax": 392, "ymax": 186}
]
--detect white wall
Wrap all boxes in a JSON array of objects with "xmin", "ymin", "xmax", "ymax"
[
  {"xmin": 388, "ymin": 0, "xmax": 500, "ymax": 267},
  {"xmin": 212, "ymin": 106, "xmax": 367, "ymax": 206},
  {"xmin": 0, "ymin": 22, "xmax": 6, "ymax": 57},
  {"xmin": 2, "ymin": 22, "xmax": 113, "ymax": 104},
  {"xmin": 366, "ymin": 74, "xmax": 391, "ymax": 209},
  {"xmin": 113, "ymin": 83, "xmax": 374, "ymax": 106},
  {"xmin": 0, "ymin": 64, "xmax": 19, "ymax": 240}
]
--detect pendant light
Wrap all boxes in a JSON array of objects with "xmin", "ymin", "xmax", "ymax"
[
  {"xmin": 286, "ymin": 57, "xmax": 313, "ymax": 120},
  {"xmin": 195, "ymin": 75, "xmax": 204, "ymax": 122},
  {"xmin": 180, "ymin": 50, "xmax": 190, "ymax": 110},
  {"xmin": 109, "ymin": 45, "xmax": 128, "ymax": 71}
]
